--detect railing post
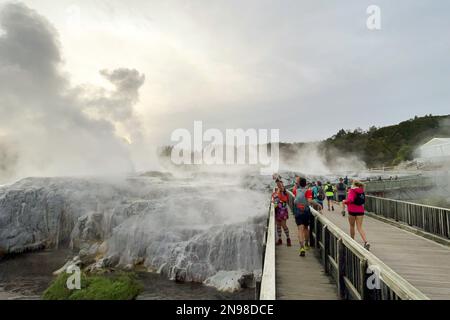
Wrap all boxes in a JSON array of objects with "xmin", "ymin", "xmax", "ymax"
[
  {"xmin": 255, "ymin": 279, "xmax": 261, "ymax": 300},
  {"xmin": 322, "ymin": 225, "xmax": 328, "ymax": 272},
  {"xmin": 337, "ymin": 238, "xmax": 346, "ymax": 299},
  {"xmin": 359, "ymin": 258, "xmax": 368, "ymax": 300},
  {"xmin": 313, "ymin": 215, "xmax": 318, "ymax": 248}
]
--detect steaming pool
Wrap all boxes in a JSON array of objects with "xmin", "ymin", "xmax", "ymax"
[{"xmin": 0, "ymin": 249, "xmax": 254, "ymax": 300}]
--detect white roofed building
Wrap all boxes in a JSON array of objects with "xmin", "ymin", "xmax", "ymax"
[{"xmin": 417, "ymin": 138, "xmax": 450, "ymax": 163}]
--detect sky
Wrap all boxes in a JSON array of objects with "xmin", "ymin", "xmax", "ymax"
[{"xmin": 1, "ymin": 0, "xmax": 450, "ymax": 177}]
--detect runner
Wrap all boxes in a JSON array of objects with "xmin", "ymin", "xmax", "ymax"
[
  {"xmin": 343, "ymin": 180, "xmax": 370, "ymax": 250},
  {"xmin": 292, "ymin": 176, "xmax": 300, "ymax": 196},
  {"xmin": 271, "ymin": 173, "xmax": 280, "ymax": 192},
  {"xmin": 336, "ymin": 178, "xmax": 347, "ymax": 216},
  {"xmin": 324, "ymin": 181, "xmax": 335, "ymax": 211},
  {"xmin": 274, "ymin": 181, "xmax": 291, "ymax": 247},
  {"xmin": 312, "ymin": 181, "xmax": 325, "ymax": 212},
  {"xmin": 293, "ymin": 177, "xmax": 313, "ymax": 257},
  {"xmin": 272, "ymin": 187, "xmax": 279, "ymax": 200}
]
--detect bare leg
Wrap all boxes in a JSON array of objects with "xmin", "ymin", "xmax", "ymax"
[
  {"xmin": 348, "ymin": 215, "xmax": 356, "ymax": 239},
  {"xmin": 355, "ymin": 216, "xmax": 368, "ymax": 243},
  {"xmin": 280, "ymin": 220, "xmax": 290, "ymax": 239},
  {"xmin": 298, "ymin": 225, "xmax": 305, "ymax": 247},
  {"xmin": 276, "ymin": 220, "xmax": 282, "ymax": 242},
  {"xmin": 304, "ymin": 226, "xmax": 309, "ymax": 244}
]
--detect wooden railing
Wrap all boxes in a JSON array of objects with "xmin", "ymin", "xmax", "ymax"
[
  {"xmin": 286, "ymin": 190, "xmax": 429, "ymax": 300},
  {"xmin": 258, "ymin": 201, "xmax": 276, "ymax": 300},
  {"xmin": 365, "ymin": 195, "xmax": 450, "ymax": 240}
]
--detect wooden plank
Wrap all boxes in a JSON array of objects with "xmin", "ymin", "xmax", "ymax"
[
  {"xmin": 323, "ymin": 208, "xmax": 450, "ymax": 300},
  {"xmin": 275, "ymin": 209, "xmax": 338, "ymax": 300}
]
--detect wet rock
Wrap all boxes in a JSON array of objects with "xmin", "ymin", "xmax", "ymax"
[
  {"xmin": 124, "ymin": 264, "xmax": 134, "ymax": 271},
  {"xmin": 98, "ymin": 241, "xmax": 108, "ymax": 256},
  {"xmin": 174, "ymin": 268, "xmax": 187, "ymax": 283},
  {"xmin": 85, "ymin": 259, "xmax": 110, "ymax": 274},
  {"xmin": 0, "ymin": 182, "xmax": 73, "ymax": 254},
  {"xmin": 0, "ymin": 176, "xmax": 267, "ymax": 292},
  {"xmin": 238, "ymin": 272, "xmax": 255, "ymax": 288},
  {"xmin": 53, "ymin": 256, "xmax": 81, "ymax": 275},
  {"xmin": 204, "ymin": 271, "xmax": 252, "ymax": 292},
  {"xmin": 103, "ymin": 254, "xmax": 120, "ymax": 268},
  {"xmin": 86, "ymin": 253, "xmax": 120, "ymax": 273},
  {"xmin": 70, "ymin": 213, "xmax": 105, "ymax": 251},
  {"xmin": 78, "ymin": 243, "xmax": 102, "ymax": 266}
]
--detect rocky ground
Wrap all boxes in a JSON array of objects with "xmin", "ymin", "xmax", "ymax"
[{"xmin": 0, "ymin": 172, "xmax": 271, "ymax": 293}]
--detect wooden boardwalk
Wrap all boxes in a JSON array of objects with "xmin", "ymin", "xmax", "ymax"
[
  {"xmin": 322, "ymin": 206, "xmax": 450, "ymax": 300},
  {"xmin": 275, "ymin": 209, "xmax": 338, "ymax": 300}
]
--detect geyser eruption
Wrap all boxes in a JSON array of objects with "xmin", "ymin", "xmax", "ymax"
[{"xmin": 0, "ymin": 2, "xmax": 146, "ymax": 184}]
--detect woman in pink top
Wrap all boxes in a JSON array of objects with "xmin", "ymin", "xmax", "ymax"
[{"xmin": 343, "ymin": 180, "xmax": 370, "ymax": 250}]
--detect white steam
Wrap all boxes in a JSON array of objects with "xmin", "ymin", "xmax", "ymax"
[
  {"xmin": 0, "ymin": 3, "xmax": 147, "ymax": 183},
  {"xmin": 280, "ymin": 142, "xmax": 366, "ymax": 175}
]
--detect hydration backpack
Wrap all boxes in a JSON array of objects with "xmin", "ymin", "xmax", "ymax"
[
  {"xmin": 325, "ymin": 185, "xmax": 333, "ymax": 193},
  {"xmin": 316, "ymin": 187, "xmax": 326, "ymax": 201},
  {"xmin": 294, "ymin": 188, "xmax": 309, "ymax": 213},
  {"xmin": 353, "ymin": 191, "xmax": 365, "ymax": 206}
]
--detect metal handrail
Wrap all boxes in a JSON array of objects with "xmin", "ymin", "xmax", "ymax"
[
  {"xmin": 364, "ymin": 176, "xmax": 436, "ymax": 192},
  {"xmin": 366, "ymin": 195, "xmax": 450, "ymax": 239},
  {"xmin": 287, "ymin": 190, "xmax": 429, "ymax": 300}
]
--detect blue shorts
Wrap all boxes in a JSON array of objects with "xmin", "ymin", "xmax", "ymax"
[{"xmin": 294, "ymin": 208, "xmax": 311, "ymax": 226}]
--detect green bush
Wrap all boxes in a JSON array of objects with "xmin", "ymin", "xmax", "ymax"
[{"xmin": 43, "ymin": 272, "xmax": 143, "ymax": 300}]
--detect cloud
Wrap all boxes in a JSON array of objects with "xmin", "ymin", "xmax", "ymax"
[{"xmin": 0, "ymin": 2, "xmax": 146, "ymax": 182}]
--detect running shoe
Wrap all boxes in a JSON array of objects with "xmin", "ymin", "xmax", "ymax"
[
  {"xmin": 287, "ymin": 238, "xmax": 292, "ymax": 247},
  {"xmin": 341, "ymin": 210, "xmax": 346, "ymax": 217},
  {"xmin": 277, "ymin": 239, "xmax": 282, "ymax": 246},
  {"xmin": 332, "ymin": 206, "xmax": 335, "ymax": 211},
  {"xmin": 299, "ymin": 247, "xmax": 306, "ymax": 257},
  {"xmin": 364, "ymin": 242, "xmax": 371, "ymax": 251}
]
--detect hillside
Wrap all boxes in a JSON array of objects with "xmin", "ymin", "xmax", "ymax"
[
  {"xmin": 317, "ymin": 114, "xmax": 450, "ymax": 168},
  {"xmin": 158, "ymin": 114, "xmax": 450, "ymax": 170}
]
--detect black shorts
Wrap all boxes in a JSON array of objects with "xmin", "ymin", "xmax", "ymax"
[
  {"xmin": 295, "ymin": 210, "xmax": 311, "ymax": 226},
  {"xmin": 326, "ymin": 195, "xmax": 334, "ymax": 201},
  {"xmin": 337, "ymin": 195, "xmax": 346, "ymax": 202},
  {"xmin": 349, "ymin": 212, "xmax": 364, "ymax": 217}
]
